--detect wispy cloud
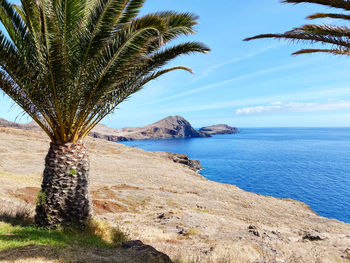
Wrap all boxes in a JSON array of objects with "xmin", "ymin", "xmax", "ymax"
[
  {"xmin": 141, "ymin": 59, "xmax": 310, "ymax": 107},
  {"xmin": 190, "ymin": 44, "xmax": 282, "ymax": 82},
  {"xmin": 236, "ymin": 100, "xmax": 350, "ymax": 115}
]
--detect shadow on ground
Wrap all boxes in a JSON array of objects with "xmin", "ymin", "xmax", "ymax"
[
  {"xmin": 0, "ymin": 243, "xmax": 173, "ymax": 263},
  {"xmin": 0, "ymin": 212, "xmax": 172, "ymax": 263}
]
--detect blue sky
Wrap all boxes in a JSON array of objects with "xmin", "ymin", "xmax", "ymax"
[{"xmin": 2, "ymin": 0, "xmax": 350, "ymax": 128}]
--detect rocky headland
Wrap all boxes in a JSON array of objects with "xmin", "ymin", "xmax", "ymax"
[
  {"xmin": 91, "ymin": 115, "xmax": 210, "ymax": 141},
  {"xmin": 199, "ymin": 124, "xmax": 239, "ymax": 135},
  {"xmin": 0, "ymin": 127, "xmax": 349, "ymax": 262}
]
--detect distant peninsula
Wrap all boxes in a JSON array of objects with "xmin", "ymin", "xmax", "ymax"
[
  {"xmin": 0, "ymin": 116, "xmax": 239, "ymax": 142},
  {"xmin": 199, "ymin": 124, "xmax": 239, "ymax": 135}
]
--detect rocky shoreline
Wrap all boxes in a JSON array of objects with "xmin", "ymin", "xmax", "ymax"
[{"xmin": 161, "ymin": 152, "xmax": 202, "ymax": 171}]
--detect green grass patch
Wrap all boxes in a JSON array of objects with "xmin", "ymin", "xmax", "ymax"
[{"xmin": 0, "ymin": 219, "xmax": 128, "ymax": 251}]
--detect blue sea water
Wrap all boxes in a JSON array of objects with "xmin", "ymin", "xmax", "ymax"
[{"xmin": 120, "ymin": 128, "xmax": 350, "ymax": 223}]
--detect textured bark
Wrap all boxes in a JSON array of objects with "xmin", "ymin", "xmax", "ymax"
[{"xmin": 35, "ymin": 142, "xmax": 92, "ymax": 228}]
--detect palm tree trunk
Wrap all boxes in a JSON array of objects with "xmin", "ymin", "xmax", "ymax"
[{"xmin": 35, "ymin": 142, "xmax": 92, "ymax": 228}]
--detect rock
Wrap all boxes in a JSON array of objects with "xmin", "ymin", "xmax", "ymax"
[
  {"xmin": 178, "ymin": 230, "xmax": 185, "ymax": 235},
  {"xmin": 344, "ymin": 248, "xmax": 350, "ymax": 259},
  {"xmin": 157, "ymin": 212, "xmax": 173, "ymax": 221},
  {"xmin": 122, "ymin": 240, "xmax": 144, "ymax": 248},
  {"xmin": 158, "ymin": 213, "xmax": 166, "ymax": 219},
  {"xmin": 176, "ymin": 225, "xmax": 186, "ymax": 236},
  {"xmin": 248, "ymin": 225, "xmax": 260, "ymax": 237},
  {"xmin": 302, "ymin": 232, "xmax": 324, "ymax": 241},
  {"xmin": 250, "ymin": 230, "xmax": 260, "ymax": 237},
  {"xmin": 122, "ymin": 240, "xmax": 173, "ymax": 263},
  {"xmin": 199, "ymin": 124, "xmax": 239, "ymax": 135},
  {"xmin": 166, "ymin": 153, "xmax": 202, "ymax": 171}
]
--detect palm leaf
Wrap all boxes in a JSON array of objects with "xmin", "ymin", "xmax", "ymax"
[
  {"xmin": 283, "ymin": 0, "xmax": 350, "ymax": 10},
  {"xmin": 292, "ymin": 48, "xmax": 350, "ymax": 55},
  {"xmin": 245, "ymin": 0, "xmax": 350, "ymax": 57},
  {"xmin": 307, "ymin": 12, "xmax": 350, "ymax": 20}
]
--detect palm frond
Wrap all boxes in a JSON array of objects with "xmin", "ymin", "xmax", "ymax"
[
  {"xmin": 245, "ymin": 24, "xmax": 350, "ymax": 52},
  {"xmin": 0, "ymin": 70, "xmax": 55, "ymax": 139},
  {"xmin": 307, "ymin": 12, "xmax": 350, "ymax": 20},
  {"xmin": 0, "ymin": 0, "xmax": 30, "ymax": 52},
  {"xmin": 119, "ymin": 0, "xmax": 145, "ymax": 24},
  {"xmin": 246, "ymin": 1, "xmax": 350, "ymax": 59},
  {"xmin": 292, "ymin": 48, "xmax": 350, "ymax": 55},
  {"xmin": 283, "ymin": 0, "xmax": 350, "ymax": 10}
]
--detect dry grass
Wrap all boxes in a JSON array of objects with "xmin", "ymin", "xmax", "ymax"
[
  {"xmin": 85, "ymin": 218, "xmax": 128, "ymax": 246},
  {"xmin": 0, "ymin": 198, "xmax": 34, "ymax": 226},
  {"xmin": 0, "ymin": 172, "xmax": 41, "ymax": 186},
  {"xmin": 172, "ymin": 249, "xmax": 258, "ymax": 263}
]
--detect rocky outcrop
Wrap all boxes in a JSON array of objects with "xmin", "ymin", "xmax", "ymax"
[
  {"xmin": 199, "ymin": 124, "xmax": 238, "ymax": 135},
  {"xmin": 122, "ymin": 240, "xmax": 172, "ymax": 263},
  {"xmin": 166, "ymin": 153, "xmax": 202, "ymax": 171},
  {"xmin": 91, "ymin": 116, "xmax": 210, "ymax": 141}
]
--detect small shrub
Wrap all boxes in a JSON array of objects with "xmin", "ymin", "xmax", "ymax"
[
  {"xmin": 110, "ymin": 227, "xmax": 128, "ymax": 245},
  {"xmin": 36, "ymin": 190, "xmax": 47, "ymax": 206},
  {"xmin": 69, "ymin": 168, "xmax": 77, "ymax": 176},
  {"xmin": 85, "ymin": 218, "xmax": 128, "ymax": 246}
]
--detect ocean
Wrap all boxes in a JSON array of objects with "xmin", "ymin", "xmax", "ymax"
[{"xmin": 120, "ymin": 128, "xmax": 350, "ymax": 223}]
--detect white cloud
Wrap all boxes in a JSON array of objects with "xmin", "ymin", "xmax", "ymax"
[
  {"xmin": 151, "ymin": 87, "xmax": 350, "ymax": 114},
  {"xmin": 236, "ymin": 100, "xmax": 350, "ymax": 115}
]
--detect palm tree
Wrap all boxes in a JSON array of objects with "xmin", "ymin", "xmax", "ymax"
[
  {"xmin": 0, "ymin": 0, "xmax": 209, "ymax": 228},
  {"xmin": 245, "ymin": 0, "xmax": 350, "ymax": 56}
]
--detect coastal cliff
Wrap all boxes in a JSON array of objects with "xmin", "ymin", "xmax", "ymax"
[
  {"xmin": 0, "ymin": 127, "xmax": 349, "ymax": 263},
  {"xmin": 91, "ymin": 115, "xmax": 210, "ymax": 141}
]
